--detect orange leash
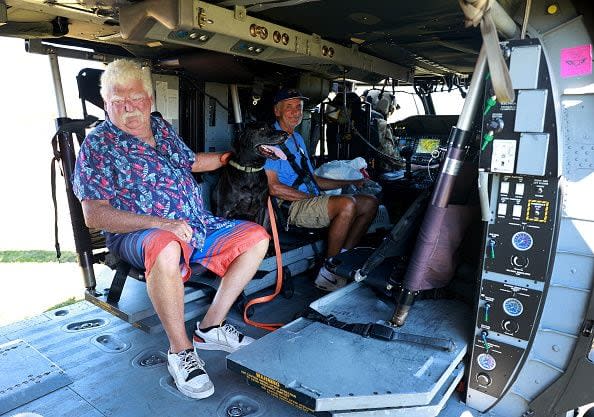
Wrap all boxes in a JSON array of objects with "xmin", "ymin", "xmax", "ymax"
[{"xmin": 242, "ymin": 197, "xmax": 285, "ymax": 331}]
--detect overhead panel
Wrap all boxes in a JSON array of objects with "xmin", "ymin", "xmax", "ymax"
[{"xmin": 118, "ymin": 0, "xmax": 412, "ymax": 83}]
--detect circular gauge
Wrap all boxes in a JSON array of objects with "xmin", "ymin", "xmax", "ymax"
[
  {"xmin": 477, "ymin": 353, "xmax": 497, "ymax": 371},
  {"xmin": 511, "ymin": 231, "xmax": 534, "ymax": 251},
  {"xmin": 503, "ymin": 297, "xmax": 524, "ymax": 317}
]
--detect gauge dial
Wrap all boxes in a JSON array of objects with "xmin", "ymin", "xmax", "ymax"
[
  {"xmin": 512, "ymin": 231, "xmax": 534, "ymax": 251},
  {"xmin": 477, "ymin": 353, "xmax": 497, "ymax": 371},
  {"xmin": 503, "ymin": 297, "xmax": 524, "ymax": 317}
]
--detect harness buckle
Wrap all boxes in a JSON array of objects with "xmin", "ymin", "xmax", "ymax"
[{"xmin": 366, "ymin": 323, "xmax": 394, "ymax": 341}]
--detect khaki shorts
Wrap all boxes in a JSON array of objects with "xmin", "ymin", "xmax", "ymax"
[{"xmin": 287, "ymin": 195, "xmax": 331, "ymax": 228}]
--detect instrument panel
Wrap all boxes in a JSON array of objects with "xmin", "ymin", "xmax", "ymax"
[{"xmin": 466, "ymin": 38, "xmax": 561, "ymax": 410}]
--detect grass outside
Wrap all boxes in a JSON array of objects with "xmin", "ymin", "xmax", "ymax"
[
  {"xmin": 0, "ymin": 250, "xmax": 77, "ymax": 263},
  {"xmin": 44, "ymin": 296, "xmax": 80, "ymax": 312},
  {"xmin": 0, "ymin": 251, "xmax": 89, "ymax": 326}
]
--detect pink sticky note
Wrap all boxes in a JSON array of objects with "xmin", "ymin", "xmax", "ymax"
[{"xmin": 560, "ymin": 44, "xmax": 592, "ymax": 78}]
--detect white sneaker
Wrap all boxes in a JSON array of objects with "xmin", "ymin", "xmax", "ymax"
[
  {"xmin": 167, "ymin": 349, "xmax": 214, "ymax": 399},
  {"xmin": 314, "ymin": 266, "xmax": 348, "ymax": 292},
  {"xmin": 193, "ymin": 321, "xmax": 254, "ymax": 353}
]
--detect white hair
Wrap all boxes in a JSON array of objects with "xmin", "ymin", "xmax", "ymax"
[{"xmin": 100, "ymin": 59, "xmax": 153, "ymax": 101}]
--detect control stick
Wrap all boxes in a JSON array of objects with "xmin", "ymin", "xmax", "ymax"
[{"xmin": 400, "ymin": 145, "xmax": 414, "ymax": 179}]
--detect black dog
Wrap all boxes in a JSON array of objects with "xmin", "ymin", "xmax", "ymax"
[{"xmin": 212, "ymin": 124, "xmax": 288, "ymax": 228}]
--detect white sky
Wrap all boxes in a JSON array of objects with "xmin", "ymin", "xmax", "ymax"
[{"xmin": 0, "ymin": 37, "xmax": 104, "ymax": 250}]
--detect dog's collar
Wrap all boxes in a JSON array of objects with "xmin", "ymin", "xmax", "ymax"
[{"xmin": 228, "ymin": 159, "xmax": 264, "ymax": 173}]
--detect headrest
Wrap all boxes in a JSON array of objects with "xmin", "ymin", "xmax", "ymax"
[{"xmin": 364, "ymin": 89, "xmax": 396, "ymax": 118}]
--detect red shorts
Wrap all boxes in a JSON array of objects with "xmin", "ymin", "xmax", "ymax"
[{"xmin": 107, "ymin": 220, "xmax": 269, "ymax": 281}]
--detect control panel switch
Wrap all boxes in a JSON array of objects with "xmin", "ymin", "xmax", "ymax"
[
  {"xmin": 512, "ymin": 205, "xmax": 522, "ymax": 218},
  {"xmin": 488, "ymin": 239, "xmax": 496, "ymax": 259},
  {"xmin": 515, "ymin": 183, "xmax": 525, "ymax": 196},
  {"xmin": 497, "ymin": 203, "xmax": 507, "ymax": 216},
  {"xmin": 503, "ymin": 320, "xmax": 520, "ymax": 334},
  {"xmin": 511, "ymin": 255, "xmax": 529, "ymax": 268},
  {"xmin": 476, "ymin": 373, "xmax": 492, "ymax": 386},
  {"xmin": 486, "ymin": 118, "xmax": 505, "ymax": 133}
]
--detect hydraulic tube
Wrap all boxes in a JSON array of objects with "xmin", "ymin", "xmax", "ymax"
[
  {"xmin": 49, "ymin": 53, "xmax": 97, "ymax": 291},
  {"xmin": 49, "ymin": 53, "xmax": 67, "ymax": 118},
  {"xmin": 391, "ymin": 46, "xmax": 488, "ymax": 327},
  {"xmin": 432, "ymin": 45, "xmax": 487, "ymax": 208},
  {"xmin": 229, "ymin": 84, "xmax": 242, "ymax": 124}
]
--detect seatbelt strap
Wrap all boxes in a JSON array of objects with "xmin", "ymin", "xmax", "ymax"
[
  {"xmin": 279, "ymin": 139, "xmax": 319, "ymax": 196},
  {"xmin": 302, "ymin": 307, "xmax": 455, "ymax": 351}
]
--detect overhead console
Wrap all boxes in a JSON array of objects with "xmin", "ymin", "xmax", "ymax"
[
  {"xmin": 117, "ymin": 0, "xmax": 412, "ymax": 84},
  {"xmin": 466, "ymin": 38, "xmax": 561, "ymax": 411}
]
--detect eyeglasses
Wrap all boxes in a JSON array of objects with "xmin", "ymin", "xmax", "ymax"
[{"xmin": 108, "ymin": 95, "xmax": 149, "ymax": 108}]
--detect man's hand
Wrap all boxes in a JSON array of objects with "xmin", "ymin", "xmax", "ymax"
[
  {"xmin": 352, "ymin": 178, "xmax": 366, "ymax": 188},
  {"xmin": 157, "ymin": 218, "xmax": 193, "ymax": 243},
  {"xmin": 192, "ymin": 152, "xmax": 230, "ymax": 172},
  {"xmin": 220, "ymin": 151, "xmax": 233, "ymax": 166},
  {"xmin": 81, "ymin": 200, "xmax": 193, "ymax": 243}
]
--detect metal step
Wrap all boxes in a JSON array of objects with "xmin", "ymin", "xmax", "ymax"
[
  {"xmin": 227, "ymin": 282, "xmax": 471, "ymax": 414},
  {"xmin": 330, "ymin": 363, "xmax": 465, "ymax": 417}
]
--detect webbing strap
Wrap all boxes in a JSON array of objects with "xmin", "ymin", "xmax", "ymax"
[
  {"xmin": 279, "ymin": 140, "xmax": 319, "ymax": 196},
  {"xmin": 242, "ymin": 197, "xmax": 285, "ymax": 331},
  {"xmin": 480, "ymin": 8, "xmax": 515, "ymax": 103},
  {"xmin": 459, "ymin": 0, "xmax": 515, "ymax": 103},
  {"xmin": 51, "ymin": 142, "xmax": 63, "ymax": 259},
  {"xmin": 302, "ymin": 307, "xmax": 455, "ymax": 351}
]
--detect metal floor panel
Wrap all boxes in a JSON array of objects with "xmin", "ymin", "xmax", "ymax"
[
  {"xmin": 0, "ymin": 274, "xmax": 322, "ymax": 417},
  {"xmin": 228, "ymin": 283, "xmax": 471, "ymax": 413},
  {"xmin": 5, "ymin": 386, "xmax": 104, "ymax": 417},
  {"xmin": 0, "ymin": 270, "xmax": 480, "ymax": 417},
  {"xmin": 0, "ymin": 340, "xmax": 72, "ymax": 415}
]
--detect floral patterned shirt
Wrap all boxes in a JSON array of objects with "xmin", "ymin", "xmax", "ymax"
[{"xmin": 73, "ymin": 115, "xmax": 233, "ymax": 249}]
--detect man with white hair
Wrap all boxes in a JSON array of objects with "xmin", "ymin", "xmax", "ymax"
[{"xmin": 73, "ymin": 59, "xmax": 269, "ymax": 399}]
